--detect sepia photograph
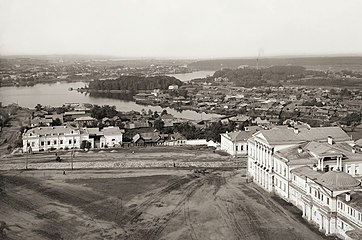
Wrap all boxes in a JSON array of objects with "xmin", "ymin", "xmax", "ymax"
[{"xmin": 1, "ymin": 0, "xmax": 362, "ymax": 239}]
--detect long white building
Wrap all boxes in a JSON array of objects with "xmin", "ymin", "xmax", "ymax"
[
  {"xmin": 22, "ymin": 126, "xmax": 123, "ymax": 152},
  {"xmin": 247, "ymin": 125, "xmax": 362, "ymax": 239},
  {"xmin": 22, "ymin": 126, "xmax": 87, "ymax": 152}
]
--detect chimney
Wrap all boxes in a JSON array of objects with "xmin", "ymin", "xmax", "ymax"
[
  {"xmin": 294, "ymin": 128, "xmax": 299, "ymax": 134},
  {"xmin": 352, "ymin": 148, "xmax": 356, "ymax": 154},
  {"xmin": 297, "ymin": 147, "xmax": 303, "ymax": 154},
  {"xmin": 328, "ymin": 136, "xmax": 334, "ymax": 145},
  {"xmin": 346, "ymin": 192, "xmax": 351, "ymax": 202},
  {"xmin": 244, "ymin": 127, "xmax": 250, "ymax": 132}
]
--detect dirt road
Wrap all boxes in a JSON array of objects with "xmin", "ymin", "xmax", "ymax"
[
  {"xmin": 0, "ymin": 108, "xmax": 31, "ymax": 155},
  {"xmin": 0, "ymin": 169, "xmax": 331, "ymax": 240}
]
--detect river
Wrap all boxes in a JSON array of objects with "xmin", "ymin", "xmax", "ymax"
[
  {"xmin": 0, "ymin": 72, "xmax": 219, "ymax": 120},
  {"xmin": 167, "ymin": 71, "xmax": 214, "ymax": 82}
]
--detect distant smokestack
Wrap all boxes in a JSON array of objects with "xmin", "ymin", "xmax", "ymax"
[{"xmin": 346, "ymin": 192, "xmax": 351, "ymax": 202}]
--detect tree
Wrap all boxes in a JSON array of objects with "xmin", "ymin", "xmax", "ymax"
[
  {"xmin": 153, "ymin": 111, "xmax": 160, "ymax": 119},
  {"xmin": 161, "ymin": 109, "xmax": 168, "ymax": 116},
  {"xmin": 80, "ymin": 140, "xmax": 92, "ymax": 150},
  {"xmin": 154, "ymin": 119, "xmax": 164, "ymax": 131},
  {"xmin": 343, "ymin": 113, "xmax": 361, "ymax": 126},
  {"xmin": 340, "ymin": 88, "xmax": 351, "ymax": 96},
  {"xmin": 52, "ymin": 118, "xmax": 62, "ymax": 126},
  {"xmin": 35, "ymin": 104, "xmax": 43, "ymax": 111},
  {"xmin": 205, "ymin": 121, "xmax": 224, "ymax": 143}
]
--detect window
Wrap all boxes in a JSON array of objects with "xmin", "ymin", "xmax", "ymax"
[
  {"xmin": 60, "ymin": 140, "xmax": 63, "ymax": 145},
  {"xmin": 356, "ymin": 166, "xmax": 359, "ymax": 175},
  {"xmin": 74, "ymin": 139, "xmax": 76, "ymax": 144},
  {"xmin": 327, "ymin": 198, "xmax": 329, "ymax": 205},
  {"xmin": 236, "ymin": 145, "xmax": 238, "ymax": 152},
  {"xmin": 240, "ymin": 145, "xmax": 244, "ymax": 151},
  {"xmin": 54, "ymin": 140, "xmax": 57, "ymax": 144},
  {"xmin": 69, "ymin": 139, "xmax": 72, "ymax": 144},
  {"xmin": 41, "ymin": 141, "xmax": 44, "ymax": 146},
  {"xmin": 47, "ymin": 141, "xmax": 50, "ymax": 145},
  {"xmin": 31, "ymin": 142, "xmax": 35, "ymax": 147}
]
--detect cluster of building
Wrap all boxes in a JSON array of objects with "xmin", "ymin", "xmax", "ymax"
[
  {"xmin": 131, "ymin": 78, "xmax": 362, "ymax": 128},
  {"xmin": 22, "ymin": 103, "xmax": 220, "ymax": 152},
  {"xmin": 0, "ymin": 57, "xmax": 191, "ymax": 87},
  {"xmin": 221, "ymin": 125, "xmax": 362, "ymax": 239}
]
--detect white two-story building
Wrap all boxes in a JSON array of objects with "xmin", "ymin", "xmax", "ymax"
[{"xmin": 22, "ymin": 126, "xmax": 89, "ymax": 152}]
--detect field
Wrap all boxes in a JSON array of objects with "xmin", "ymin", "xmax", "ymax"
[{"xmin": 0, "ymin": 168, "xmax": 333, "ymax": 240}]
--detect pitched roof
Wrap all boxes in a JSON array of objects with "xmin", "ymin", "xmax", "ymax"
[
  {"xmin": 275, "ymin": 144, "xmax": 316, "ymax": 165},
  {"xmin": 316, "ymin": 171, "xmax": 360, "ymax": 191},
  {"xmin": 304, "ymin": 141, "xmax": 343, "ymax": 157},
  {"xmin": 222, "ymin": 126, "xmax": 261, "ymax": 142},
  {"xmin": 75, "ymin": 116, "xmax": 96, "ymax": 121},
  {"xmin": 356, "ymin": 138, "xmax": 362, "ymax": 146},
  {"xmin": 256, "ymin": 126, "xmax": 350, "ymax": 145},
  {"xmin": 102, "ymin": 127, "xmax": 123, "ymax": 135},
  {"xmin": 291, "ymin": 166, "xmax": 323, "ymax": 180},
  {"xmin": 25, "ymin": 126, "xmax": 80, "ymax": 136},
  {"xmin": 338, "ymin": 191, "xmax": 362, "ymax": 214}
]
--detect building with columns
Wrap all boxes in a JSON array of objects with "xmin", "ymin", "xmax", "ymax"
[
  {"xmin": 290, "ymin": 167, "xmax": 362, "ymax": 239},
  {"xmin": 247, "ymin": 125, "xmax": 362, "ymax": 239},
  {"xmin": 247, "ymin": 126, "xmax": 353, "ymax": 192}
]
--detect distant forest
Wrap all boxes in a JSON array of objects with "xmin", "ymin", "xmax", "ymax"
[
  {"xmin": 201, "ymin": 65, "xmax": 362, "ymax": 88},
  {"xmin": 88, "ymin": 76, "xmax": 183, "ymax": 91}
]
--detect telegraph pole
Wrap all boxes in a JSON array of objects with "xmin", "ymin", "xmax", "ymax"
[{"xmin": 71, "ymin": 150, "xmax": 74, "ymax": 170}]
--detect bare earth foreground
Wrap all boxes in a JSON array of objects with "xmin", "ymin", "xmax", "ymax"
[{"xmin": 0, "ymin": 169, "xmax": 331, "ymax": 240}]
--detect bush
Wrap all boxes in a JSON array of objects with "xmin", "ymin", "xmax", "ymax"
[{"xmin": 49, "ymin": 147, "xmax": 56, "ymax": 151}]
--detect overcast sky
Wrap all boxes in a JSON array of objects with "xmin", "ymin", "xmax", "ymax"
[{"xmin": 0, "ymin": 0, "xmax": 361, "ymax": 59}]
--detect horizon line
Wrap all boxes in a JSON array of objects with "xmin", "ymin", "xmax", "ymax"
[{"xmin": 1, "ymin": 53, "xmax": 362, "ymax": 61}]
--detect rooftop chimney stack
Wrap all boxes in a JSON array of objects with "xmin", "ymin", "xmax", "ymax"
[
  {"xmin": 328, "ymin": 136, "xmax": 334, "ymax": 145},
  {"xmin": 346, "ymin": 192, "xmax": 351, "ymax": 202},
  {"xmin": 352, "ymin": 148, "xmax": 356, "ymax": 154},
  {"xmin": 297, "ymin": 147, "xmax": 303, "ymax": 154},
  {"xmin": 294, "ymin": 128, "xmax": 300, "ymax": 134}
]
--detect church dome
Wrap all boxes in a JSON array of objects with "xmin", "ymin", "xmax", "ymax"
[{"xmin": 316, "ymin": 171, "xmax": 360, "ymax": 191}]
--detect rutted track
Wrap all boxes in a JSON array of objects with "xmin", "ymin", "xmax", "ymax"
[{"xmin": 0, "ymin": 169, "xmax": 330, "ymax": 240}]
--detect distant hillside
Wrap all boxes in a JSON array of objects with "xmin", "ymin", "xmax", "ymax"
[
  {"xmin": 88, "ymin": 75, "xmax": 183, "ymax": 91},
  {"xmin": 199, "ymin": 65, "xmax": 362, "ymax": 88},
  {"xmin": 188, "ymin": 56, "xmax": 362, "ymax": 72}
]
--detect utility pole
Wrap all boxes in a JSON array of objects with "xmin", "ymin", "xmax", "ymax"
[
  {"xmin": 71, "ymin": 150, "xmax": 74, "ymax": 170},
  {"xmin": 26, "ymin": 150, "xmax": 28, "ymax": 170},
  {"xmin": 26, "ymin": 145, "xmax": 31, "ymax": 170}
]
